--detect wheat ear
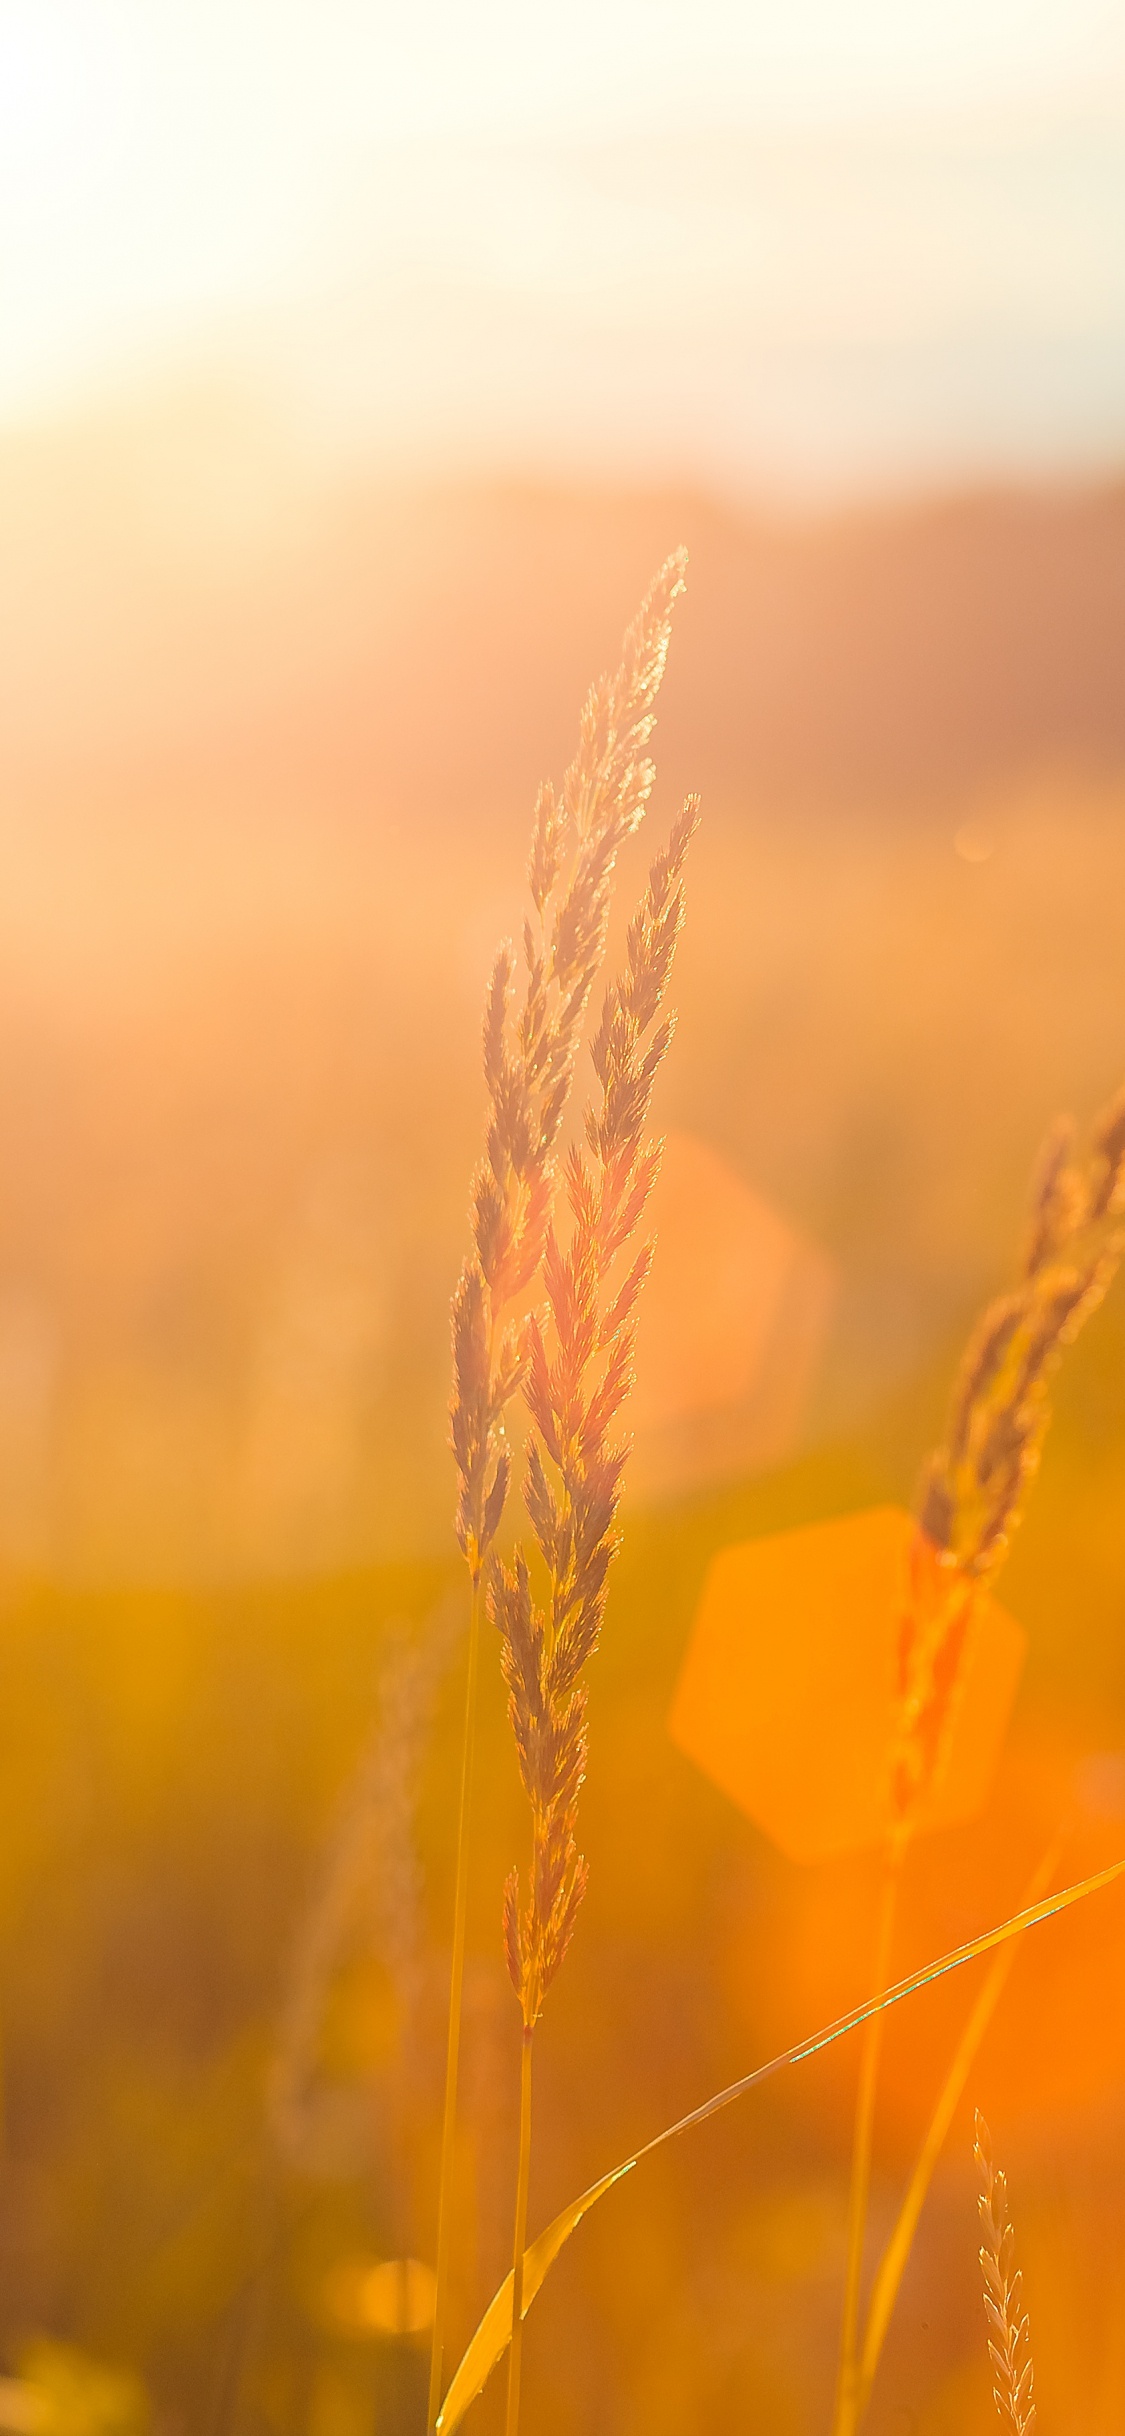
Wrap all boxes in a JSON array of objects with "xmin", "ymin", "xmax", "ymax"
[
  {"xmin": 494, "ymin": 797, "xmax": 698, "ymax": 2436},
  {"xmin": 975, "ymin": 2111, "xmax": 1038, "ymax": 2436},
  {"xmin": 428, "ymin": 554, "xmax": 687, "ymax": 2435}
]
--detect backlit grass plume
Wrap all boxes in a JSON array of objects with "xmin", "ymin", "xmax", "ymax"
[
  {"xmin": 494, "ymin": 797, "xmax": 697, "ymax": 2435},
  {"xmin": 429, "ymin": 553, "xmax": 689, "ymax": 2435},
  {"xmin": 836, "ymin": 1082, "xmax": 1124, "ymax": 2436},
  {"xmin": 449, "ymin": 550, "xmax": 688, "ymax": 1593},
  {"xmin": 495, "ymin": 799, "xmax": 698, "ymax": 2032},
  {"xmin": 893, "ymin": 1080, "xmax": 1125, "ymax": 1835},
  {"xmin": 975, "ymin": 2111, "xmax": 1037, "ymax": 2436}
]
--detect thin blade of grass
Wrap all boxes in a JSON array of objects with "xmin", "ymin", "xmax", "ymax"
[
  {"xmin": 435, "ymin": 2164, "xmax": 635, "ymax": 2432},
  {"xmin": 832, "ymin": 1853, "xmax": 900, "ymax": 2436},
  {"xmin": 436, "ymin": 1853, "xmax": 1125, "ymax": 2435},
  {"xmin": 857, "ymin": 1834, "xmax": 1062, "ymax": 2410}
]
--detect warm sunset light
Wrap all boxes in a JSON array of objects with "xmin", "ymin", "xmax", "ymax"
[
  {"xmin": 0, "ymin": 7, "xmax": 1124, "ymax": 2435},
  {"xmin": 2, "ymin": 1, "xmax": 1125, "ymax": 488}
]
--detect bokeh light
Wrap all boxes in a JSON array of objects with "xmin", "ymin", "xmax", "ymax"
[
  {"xmin": 630, "ymin": 1129, "xmax": 836, "ymax": 1498},
  {"xmin": 669, "ymin": 1506, "xmax": 1026, "ymax": 1863}
]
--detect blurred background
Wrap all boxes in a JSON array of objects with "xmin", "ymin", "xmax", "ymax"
[{"xmin": 1, "ymin": 3, "xmax": 1125, "ymax": 2431}]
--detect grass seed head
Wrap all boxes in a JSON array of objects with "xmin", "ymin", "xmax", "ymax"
[
  {"xmin": 449, "ymin": 555, "xmax": 687, "ymax": 1585},
  {"xmin": 890, "ymin": 1079, "xmax": 1125, "ymax": 1836},
  {"xmin": 974, "ymin": 2111, "xmax": 1037, "ymax": 2436},
  {"xmin": 494, "ymin": 788, "xmax": 699, "ymax": 2027}
]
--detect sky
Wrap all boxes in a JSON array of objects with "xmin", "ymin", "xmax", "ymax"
[{"xmin": 2, "ymin": 0, "xmax": 1125, "ymax": 494}]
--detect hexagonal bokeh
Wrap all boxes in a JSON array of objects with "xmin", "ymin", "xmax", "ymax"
[
  {"xmin": 668, "ymin": 1504, "xmax": 1026, "ymax": 1863},
  {"xmin": 629, "ymin": 1130, "xmax": 836, "ymax": 1500}
]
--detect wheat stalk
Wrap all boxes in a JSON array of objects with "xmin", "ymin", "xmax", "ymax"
[
  {"xmin": 429, "ymin": 554, "xmax": 688, "ymax": 2434},
  {"xmin": 492, "ymin": 798, "xmax": 697, "ymax": 2435},
  {"xmin": 975, "ymin": 2111, "xmax": 1038, "ymax": 2436}
]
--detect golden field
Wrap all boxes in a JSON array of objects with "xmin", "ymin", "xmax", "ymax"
[{"xmin": 0, "ymin": 402, "xmax": 1124, "ymax": 2432}]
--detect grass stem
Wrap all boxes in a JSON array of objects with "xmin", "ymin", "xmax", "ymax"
[
  {"xmin": 427, "ymin": 1578, "xmax": 483, "ymax": 2436},
  {"xmin": 505, "ymin": 2026, "xmax": 535, "ymax": 2436},
  {"xmin": 857, "ymin": 1836, "xmax": 1061, "ymax": 2414},
  {"xmin": 833, "ymin": 1850, "xmax": 901, "ymax": 2436}
]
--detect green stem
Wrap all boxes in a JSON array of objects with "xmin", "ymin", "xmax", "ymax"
[
  {"xmin": 427, "ymin": 1577, "xmax": 483, "ymax": 2435},
  {"xmin": 505, "ymin": 2025, "xmax": 535, "ymax": 2436},
  {"xmin": 832, "ymin": 1850, "xmax": 901, "ymax": 2436}
]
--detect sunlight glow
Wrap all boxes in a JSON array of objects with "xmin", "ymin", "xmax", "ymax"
[{"xmin": 2, "ymin": 1, "xmax": 1125, "ymax": 490}]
